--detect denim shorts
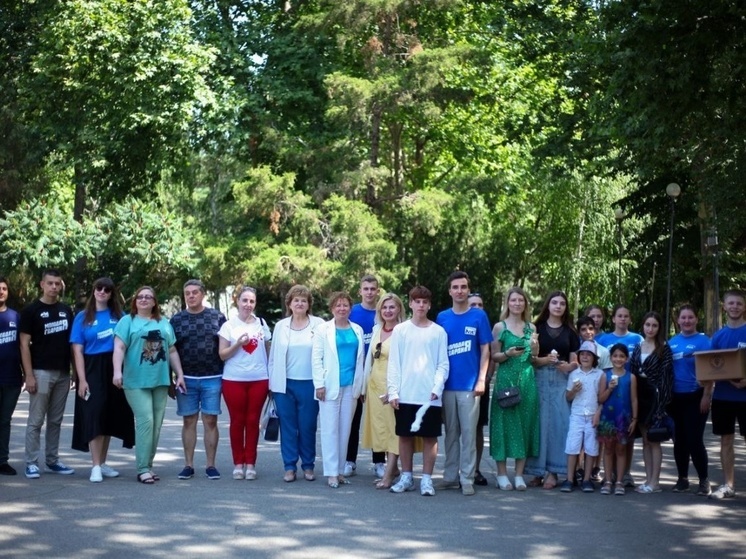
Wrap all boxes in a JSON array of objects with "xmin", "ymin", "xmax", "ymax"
[{"xmin": 176, "ymin": 376, "xmax": 222, "ymax": 416}]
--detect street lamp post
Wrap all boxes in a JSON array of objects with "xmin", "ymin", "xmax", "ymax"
[
  {"xmin": 614, "ymin": 207, "xmax": 626, "ymax": 302},
  {"xmin": 665, "ymin": 182, "xmax": 681, "ymax": 335}
]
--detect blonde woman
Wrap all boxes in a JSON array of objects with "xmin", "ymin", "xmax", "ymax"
[{"xmin": 361, "ymin": 293, "xmax": 407, "ymax": 489}]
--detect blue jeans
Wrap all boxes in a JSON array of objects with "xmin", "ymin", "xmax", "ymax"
[
  {"xmin": 176, "ymin": 376, "xmax": 222, "ymax": 417},
  {"xmin": 274, "ymin": 379, "xmax": 318, "ymax": 472}
]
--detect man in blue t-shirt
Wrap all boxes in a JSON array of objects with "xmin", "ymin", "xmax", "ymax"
[
  {"xmin": 436, "ymin": 271, "xmax": 492, "ymax": 495},
  {"xmin": 345, "ymin": 274, "xmax": 381, "ymax": 477},
  {"xmin": 709, "ymin": 290, "xmax": 746, "ymax": 500},
  {"xmin": 171, "ymin": 279, "xmax": 227, "ymax": 481},
  {"xmin": 0, "ymin": 277, "xmax": 22, "ymax": 475}
]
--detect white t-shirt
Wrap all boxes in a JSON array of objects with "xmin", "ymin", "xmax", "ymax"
[
  {"xmin": 387, "ymin": 320, "xmax": 449, "ymax": 406},
  {"xmin": 218, "ymin": 315, "xmax": 271, "ymax": 381},
  {"xmin": 286, "ymin": 326, "xmax": 314, "ymax": 381}
]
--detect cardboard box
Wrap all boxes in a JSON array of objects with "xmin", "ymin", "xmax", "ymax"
[{"xmin": 695, "ymin": 348, "xmax": 746, "ymax": 382}]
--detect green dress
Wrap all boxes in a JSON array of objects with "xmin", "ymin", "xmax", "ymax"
[{"xmin": 489, "ymin": 322, "xmax": 539, "ymax": 462}]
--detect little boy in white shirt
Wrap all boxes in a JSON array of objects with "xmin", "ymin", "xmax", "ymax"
[{"xmin": 560, "ymin": 341, "xmax": 604, "ymax": 493}]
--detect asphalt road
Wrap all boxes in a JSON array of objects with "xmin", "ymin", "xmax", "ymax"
[{"xmin": 2, "ymin": 389, "xmax": 746, "ymax": 559}]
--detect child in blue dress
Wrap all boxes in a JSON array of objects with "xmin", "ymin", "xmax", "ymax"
[{"xmin": 597, "ymin": 344, "xmax": 638, "ymax": 495}]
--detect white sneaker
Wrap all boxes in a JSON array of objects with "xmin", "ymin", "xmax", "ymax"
[
  {"xmin": 232, "ymin": 466, "xmax": 245, "ymax": 480},
  {"xmin": 710, "ymin": 484, "xmax": 736, "ymax": 500},
  {"xmin": 374, "ymin": 462, "xmax": 386, "ymax": 479},
  {"xmin": 99, "ymin": 464, "xmax": 119, "ymax": 478},
  {"xmin": 343, "ymin": 461, "xmax": 356, "ymax": 477},
  {"xmin": 89, "ymin": 465, "xmax": 103, "ymax": 483},
  {"xmin": 420, "ymin": 477, "xmax": 435, "ymax": 496},
  {"xmin": 390, "ymin": 477, "xmax": 415, "ymax": 493}
]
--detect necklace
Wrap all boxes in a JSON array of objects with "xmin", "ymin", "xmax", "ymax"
[
  {"xmin": 290, "ymin": 318, "xmax": 310, "ymax": 331},
  {"xmin": 382, "ymin": 325, "xmax": 394, "ymax": 332}
]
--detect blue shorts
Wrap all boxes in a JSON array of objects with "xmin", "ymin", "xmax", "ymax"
[{"xmin": 176, "ymin": 376, "xmax": 222, "ymax": 417}]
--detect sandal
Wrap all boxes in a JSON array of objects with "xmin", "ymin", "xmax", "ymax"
[
  {"xmin": 338, "ymin": 476, "xmax": 351, "ymax": 485},
  {"xmin": 497, "ymin": 475, "xmax": 513, "ymax": 491},
  {"xmin": 149, "ymin": 471, "xmax": 160, "ymax": 481},
  {"xmin": 543, "ymin": 473, "xmax": 558, "ymax": 490},
  {"xmin": 303, "ymin": 470, "xmax": 315, "ymax": 481},
  {"xmin": 528, "ymin": 476, "xmax": 544, "ymax": 488},
  {"xmin": 514, "ymin": 476, "xmax": 527, "ymax": 491},
  {"xmin": 137, "ymin": 472, "xmax": 155, "ymax": 485},
  {"xmin": 601, "ymin": 481, "xmax": 613, "ymax": 495},
  {"xmin": 328, "ymin": 476, "xmax": 339, "ymax": 489},
  {"xmin": 283, "ymin": 471, "xmax": 296, "ymax": 483}
]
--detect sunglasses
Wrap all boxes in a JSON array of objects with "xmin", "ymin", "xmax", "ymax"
[
  {"xmin": 95, "ymin": 285, "xmax": 112, "ymax": 294},
  {"xmin": 136, "ymin": 294, "xmax": 154, "ymax": 301},
  {"xmin": 373, "ymin": 342, "xmax": 382, "ymax": 359}
]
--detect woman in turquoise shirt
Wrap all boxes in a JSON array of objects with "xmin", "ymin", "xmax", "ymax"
[{"xmin": 113, "ymin": 286, "xmax": 185, "ymax": 484}]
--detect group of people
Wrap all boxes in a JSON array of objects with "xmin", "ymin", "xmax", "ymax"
[{"xmin": 0, "ymin": 269, "xmax": 745, "ymax": 502}]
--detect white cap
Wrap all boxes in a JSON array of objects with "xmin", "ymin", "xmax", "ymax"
[{"xmin": 578, "ymin": 341, "xmax": 598, "ymax": 357}]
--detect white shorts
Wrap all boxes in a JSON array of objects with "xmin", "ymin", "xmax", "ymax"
[{"xmin": 564, "ymin": 414, "xmax": 599, "ymax": 456}]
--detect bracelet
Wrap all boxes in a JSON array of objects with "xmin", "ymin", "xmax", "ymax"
[{"xmin": 631, "ymin": 417, "xmax": 637, "ymax": 421}]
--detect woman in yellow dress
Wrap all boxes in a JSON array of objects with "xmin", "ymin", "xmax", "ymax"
[{"xmin": 361, "ymin": 293, "xmax": 408, "ymax": 489}]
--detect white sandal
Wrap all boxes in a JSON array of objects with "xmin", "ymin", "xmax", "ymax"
[
  {"xmin": 497, "ymin": 475, "xmax": 513, "ymax": 491},
  {"xmin": 514, "ymin": 476, "xmax": 527, "ymax": 491}
]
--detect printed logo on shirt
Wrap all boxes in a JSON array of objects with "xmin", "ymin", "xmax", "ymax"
[
  {"xmin": 58, "ymin": 311, "xmax": 67, "ymax": 318},
  {"xmin": 44, "ymin": 319, "xmax": 69, "ymax": 335},
  {"xmin": 363, "ymin": 332, "xmax": 373, "ymax": 345},
  {"xmin": 464, "ymin": 326, "xmax": 476, "ymax": 336},
  {"xmin": 448, "ymin": 339, "xmax": 472, "ymax": 356},
  {"xmin": 97, "ymin": 328, "xmax": 114, "ymax": 340},
  {"xmin": 740, "ymin": 342, "xmax": 746, "ymax": 348},
  {"xmin": 0, "ymin": 330, "xmax": 17, "ymax": 344},
  {"xmin": 9, "ymin": 321, "xmax": 16, "ymax": 328},
  {"xmin": 40, "ymin": 311, "xmax": 49, "ymax": 318}
]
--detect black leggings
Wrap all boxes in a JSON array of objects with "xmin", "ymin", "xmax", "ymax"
[
  {"xmin": 670, "ymin": 390, "xmax": 709, "ymax": 481},
  {"xmin": 346, "ymin": 398, "xmax": 385, "ymax": 463}
]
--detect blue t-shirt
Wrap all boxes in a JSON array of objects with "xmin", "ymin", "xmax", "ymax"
[
  {"xmin": 350, "ymin": 304, "xmax": 376, "ymax": 355},
  {"xmin": 712, "ymin": 323, "xmax": 746, "ymax": 402},
  {"xmin": 436, "ymin": 307, "xmax": 493, "ymax": 391},
  {"xmin": 597, "ymin": 331, "xmax": 643, "ymax": 372},
  {"xmin": 70, "ymin": 309, "xmax": 120, "ymax": 355},
  {"xmin": 335, "ymin": 327, "xmax": 358, "ymax": 387},
  {"xmin": 0, "ymin": 308, "xmax": 22, "ymax": 386},
  {"xmin": 668, "ymin": 331, "xmax": 711, "ymax": 393}
]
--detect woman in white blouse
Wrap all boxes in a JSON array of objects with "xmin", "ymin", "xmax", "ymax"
[
  {"xmin": 312, "ymin": 292, "xmax": 365, "ymax": 488},
  {"xmin": 268, "ymin": 285, "xmax": 324, "ymax": 482}
]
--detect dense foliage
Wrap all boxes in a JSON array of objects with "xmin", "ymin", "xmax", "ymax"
[{"xmin": 1, "ymin": 0, "xmax": 742, "ymax": 331}]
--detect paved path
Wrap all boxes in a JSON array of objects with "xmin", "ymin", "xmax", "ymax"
[{"xmin": 2, "ymin": 390, "xmax": 746, "ymax": 558}]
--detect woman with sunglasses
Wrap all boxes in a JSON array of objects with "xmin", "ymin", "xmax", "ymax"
[
  {"xmin": 361, "ymin": 293, "xmax": 408, "ymax": 489},
  {"xmin": 71, "ymin": 278, "xmax": 135, "ymax": 482},
  {"xmin": 113, "ymin": 286, "xmax": 185, "ymax": 484}
]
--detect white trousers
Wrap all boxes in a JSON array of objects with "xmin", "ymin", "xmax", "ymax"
[{"xmin": 319, "ymin": 385, "xmax": 356, "ymax": 476}]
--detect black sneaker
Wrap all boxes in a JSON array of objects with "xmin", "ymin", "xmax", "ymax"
[
  {"xmin": 0, "ymin": 463, "xmax": 17, "ymax": 475},
  {"xmin": 474, "ymin": 470, "xmax": 488, "ymax": 486},
  {"xmin": 697, "ymin": 479, "xmax": 712, "ymax": 496},
  {"xmin": 672, "ymin": 478, "xmax": 690, "ymax": 493},
  {"xmin": 560, "ymin": 479, "xmax": 574, "ymax": 492},
  {"xmin": 581, "ymin": 480, "xmax": 595, "ymax": 493}
]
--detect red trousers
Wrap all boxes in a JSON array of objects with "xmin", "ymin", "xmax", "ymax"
[{"xmin": 222, "ymin": 379, "xmax": 269, "ymax": 465}]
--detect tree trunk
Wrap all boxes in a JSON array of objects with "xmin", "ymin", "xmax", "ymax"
[{"xmin": 73, "ymin": 163, "xmax": 87, "ymax": 309}]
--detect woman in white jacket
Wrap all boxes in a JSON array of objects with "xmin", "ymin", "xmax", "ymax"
[
  {"xmin": 312, "ymin": 292, "xmax": 365, "ymax": 488},
  {"xmin": 268, "ymin": 285, "xmax": 325, "ymax": 483}
]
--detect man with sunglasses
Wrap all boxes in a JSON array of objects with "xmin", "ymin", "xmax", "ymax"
[
  {"xmin": 20, "ymin": 268, "xmax": 75, "ymax": 478},
  {"xmin": 436, "ymin": 271, "xmax": 492, "ymax": 496},
  {"xmin": 171, "ymin": 279, "xmax": 227, "ymax": 480}
]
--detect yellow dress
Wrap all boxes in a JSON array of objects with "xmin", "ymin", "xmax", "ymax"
[{"xmin": 362, "ymin": 329, "xmax": 422, "ymax": 455}]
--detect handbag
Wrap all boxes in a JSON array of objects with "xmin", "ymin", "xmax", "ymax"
[
  {"xmin": 647, "ymin": 414, "xmax": 674, "ymax": 443},
  {"xmin": 496, "ymin": 386, "xmax": 521, "ymax": 409},
  {"xmin": 262, "ymin": 395, "xmax": 280, "ymax": 442}
]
